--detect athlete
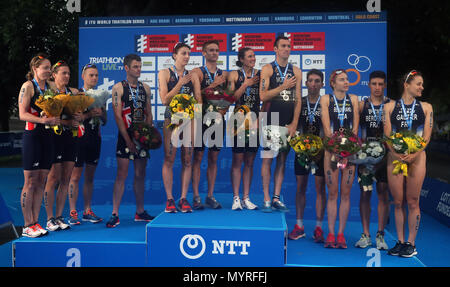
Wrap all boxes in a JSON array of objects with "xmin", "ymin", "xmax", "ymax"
[
  {"xmin": 68, "ymin": 64, "xmax": 105, "ymax": 224},
  {"xmin": 320, "ymin": 69, "xmax": 359, "ymax": 248},
  {"xmin": 18, "ymin": 54, "xmax": 59, "ymax": 237},
  {"xmin": 106, "ymin": 54, "xmax": 154, "ymax": 227},
  {"xmin": 191, "ymin": 40, "xmax": 228, "ymax": 210},
  {"xmin": 288, "ymin": 69, "xmax": 326, "ymax": 242},
  {"xmin": 384, "ymin": 70, "xmax": 433, "ymax": 257},
  {"xmin": 227, "ymin": 47, "xmax": 260, "ymax": 210},
  {"xmin": 355, "ymin": 71, "xmax": 390, "ymax": 250},
  {"xmin": 259, "ymin": 35, "xmax": 302, "ymax": 212},
  {"xmin": 44, "ymin": 60, "xmax": 80, "ymax": 232},
  {"xmin": 159, "ymin": 43, "xmax": 201, "ymax": 213}
]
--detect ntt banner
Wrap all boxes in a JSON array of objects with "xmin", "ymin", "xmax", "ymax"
[{"xmin": 79, "ymin": 12, "xmax": 387, "ymax": 210}]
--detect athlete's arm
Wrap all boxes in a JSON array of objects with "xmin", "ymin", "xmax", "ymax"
[
  {"xmin": 259, "ymin": 64, "xmax": 296, "ymax": 102},
  {"xmin": 143, "ymin": 83, "xmax": 153, "ymax": 127},
  {"xmin": 320, "ymin": 95, "xmax": 332, "ymax": 138},
  {"xmin": 112, "ymin": 83, "xmax": 136, "ymax": 153},
  {"xmin": 350, "ymin": 94, "xmax": 360, "ymax": 135},
  {"xmin": 287, "ymin": 66, "xmax": 302, "ymax": 136}
]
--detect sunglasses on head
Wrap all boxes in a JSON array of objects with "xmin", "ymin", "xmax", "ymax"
[
  {"xmin": 52, "ymin": 60, "xmax": 66, "ymax": 69},
  {"xmin": 404, "ymin": 70, "xmax": 418, "ymax": 83},
  {"xmin": 82, "ymin": 63, "xmax": 97, "ymax": 73}
]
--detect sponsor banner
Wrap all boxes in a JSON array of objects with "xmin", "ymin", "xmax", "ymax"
[
  {"xmin": 229, "ymin": 33, "xmax": 275, "ymax": 52},
  {"xmin": 136, "ymin": 34, "xmax": 180, "ymax": 54},
  {"xmin": 182, "ymin": 33, "xmax": 227, "ymax": 52},
  {"xmin": 282, "ymin": 32, "xmax": 325, "ymax": 51},
  {"xmin": 421, "ymin": 178, "xmax": 450, "ymax": 227}
]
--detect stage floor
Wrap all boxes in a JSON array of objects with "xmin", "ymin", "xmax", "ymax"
[{"xmin": 1, "ymin": 168, "xmax": 449, "ymax": 267}]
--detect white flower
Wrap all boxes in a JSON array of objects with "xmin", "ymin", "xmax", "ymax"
[
  {"xmin": 139, "ymin": 150, "xmax": 147, "ymax": 158},
  {"xmin": 358, "ymin": 152, "xmax": 367, "ymax": 160},
  {"xmin": 341, "ymin": 138, "xmax": 347, "ymax": 145}
]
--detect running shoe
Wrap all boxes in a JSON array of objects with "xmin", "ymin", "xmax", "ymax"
[
  {"xmin": 22, "ymin": 224, "xmax": 41, "ymax": 238},
  {"xmin": 192, "ymin": 196, "xmax": 204, "ymax": 210},
  {"xmin": 34, "ymin": 223, "xmax": 48, "ymax": 236},
  {"xmin": 165, "ymin": 199, "xmax": 177, "ymax": 213},
  {"xmin": 135, "ymin": 210, "xmax": 155, "ymax": 222},
  {"xmin": 271, "ymin": 199, "xmax": 289, "ymax": 212},
  {"xmin": 399, "ymin": 242, "xmax": 418, "ymax": 258},
  {"xmin": 288, "ymin": 224, "xmax": 305, "ymax": 240},
  {"xmin": 242, "ymin": 197, "xmax": 258, "ymax": 210},
  {"xmin": 324, "ymin": 233, "xmax": 336, "ymax": 248},
  {"xmin": 388, "ymin": 241, "xmax": 405, "ymax": 256},
  {"xmin": 106, "ymin": 214, "xmax": 120, "ymax": 228},
  {"xmin": 355, "ymin": 233, "xmax": 372, "ymax": 248},
  {"xmin": 46, "ymin": 217, "xmax": 60, "ymax": 232},
  {"xmin": 69, "ymin": 210, "xmax": 81, "ymax": 225},
  {"xmin": 55, "ymin": 216, "xmax": 70, "ymax": 230},
  {"xmin": 376, "ymin": 231, "xmax": 389, "ymax": 250},
  {"xmin": 178, "ymin": 198, "xmax": 193, "ymax": 213},
  {"xmin": 261, "ymin": 201, "xmax": 272, "ymax": 213},
  {"xmin": 336, "ymin": 233, "xmax": 347, "ymax": 249},
  {"xmin": 205, "ymin": 196, "xmax": 222, "ymax": 209},
  {"xmin": 82, "ymin": 210, "xmax": 103, "ymax": 223},
  {"xmin": 313, "ymin": 226, "xmax": 325, "ymax": 243},
  {"xmin": 232, "ymin": 196, "xmax": 243, "ymax": 210}
]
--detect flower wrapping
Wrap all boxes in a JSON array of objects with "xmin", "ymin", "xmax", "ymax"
[
  {"xmin": 384, "ymin": 130, "xmax": 427, "ymax": 176},
  {"xmin": 231, "ymin": 105, "xmax": 257, "ymax": 145},
  {"xmin": 324, "ymin": 128, "xmax": 362, "ymax": 170},
  {"xmin": 351, "ymin": 140, "xmax": 386, "ymax": 191},
  {"xmin": 202, "ymin": 87, "xmax": 236, "ymax": 126},
  {"xmin": 64, "ymin": 93, "xmax": 95, "ymax": 137},
  {"xmin": 261, "ymin": 125, "xmax": 290, "ymax": 152},
  {"xmin": 85, "ymin": 89, "xmax": 110, "ymax": 127},
  {"xmin": 34, "ymin": 90, "xmax": 70, "ymax": 135},
  {"xmin": 288, "ymin": 132, "xmax": 323, "ymax": 174},
  {"xmin": 167, "ymin": 94, "xmax": 198, "ymax": 131},
  {"xmin": 128, "ymin": 122, "xmax": 162, "ymax": 159}
]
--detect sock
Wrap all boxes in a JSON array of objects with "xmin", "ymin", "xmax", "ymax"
[{"xmin": 296, "ymin": 219, "xmax": 303, "ymax": 227}]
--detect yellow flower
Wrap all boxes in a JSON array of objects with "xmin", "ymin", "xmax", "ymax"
[
  {"xmin": 395, "ymin": 133, "xmax": 402, "ymax": 138},
  {"xmin": 300, "ymin": 144, "xmax": 306, "ymax": 151}
]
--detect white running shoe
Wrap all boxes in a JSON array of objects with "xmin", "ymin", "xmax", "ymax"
[
  {"xmin": 243, "ymin": 197, "xmax": 258, "ymax": 210},
  {"xmin": 232, "ymin": 196, "xmax": 243, "ymax": 210},
  {"xmin": 55, "ymin": 216, "xmax": 70, "ymax": 230},
  {"xmin": 355, "ymin": 233, "xmax": 372, "ymax": 248},
  {"xmin": 46, "ymin": 218, "xmax": 60, "ymax": 232},
  {"xmin": 22, "ymin": 225, "xmax": 41, "ymax": 238},
  {"xmin": 34, "ymin": 223, "xmax": 48, "ymax": 236}
]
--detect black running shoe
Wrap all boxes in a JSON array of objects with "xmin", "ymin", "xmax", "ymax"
[
  {"xmin": 205, "ymin": 196, "xmax": 222, "ymax": 209},
  {"xmin": 388, "ymin": 241, "xmax": 404, "ymax": 256},
  {"xmin": 399, "ymin": 242, "xmax": 418, "ymax": 258},
  {"xmin": 106, "ymin": 214, "xmax": 120, "ymax": 228}
]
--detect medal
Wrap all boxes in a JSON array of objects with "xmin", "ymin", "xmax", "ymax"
[
  {"xmin": 280, "ymin": 90, "xmax": 290, "ymax": 101},
  {"xmin": 400, "ymin": 98, "xmax": 416, "ymax": 131},
  {"xmin": 173, "ymin": 65, "xmax": 188, "ymax": 94},
  {"xmin": 332, "ymin": 93, "xmax": 347, "ymax": 128}
]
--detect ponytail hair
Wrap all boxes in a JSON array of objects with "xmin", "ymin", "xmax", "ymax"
[
  {"xmin": 236, "ymin": 47, "xmax": 252, "ymax": 68},
  {"xmin": 26, "ymin": 53, "xmax": 49, "ymax": 81}
]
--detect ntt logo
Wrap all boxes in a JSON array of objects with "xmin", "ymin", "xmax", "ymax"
[
  {"xmin": 180, "ymin": 234, "xmax": 206, "ymax": 259},
  {"xmin": 179, "ymin": 234, "xmax": 251, "ymax": 260}
]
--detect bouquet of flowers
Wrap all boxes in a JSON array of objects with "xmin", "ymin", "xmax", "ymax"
[
  {"xmin": 202, "ymin": 87, "xmax": 235, "ymax": 126},
  {"xmin": 35, "ymin": 90, "xmax": 70, "ymax": 135},
  {"xmin": 288, "ymin": 132, "xmax": 323, "ymax": 174},
  {"xmin": 230, "ymin": 105, "xmax": 257, "ymax": 146},
  {"xmin": 85, "ymin": 88, "xmax": 110, "ymax": 127},
  {"xmin": 261, "ymin": 125, "xmax": 290, "ymax": 153},
  {"xmin": 126, "ymin": 122, "xmax": 162, "ymax": 160},
  {"xmin": 65, "ymin": 93, "xmax": 95, "ymax": 137},
  {"xmin": 167, "ymin": 93, "xmax": 198, "ymax": 131},
  {"xmin": 324, "ymin": 128, "xmax": 362, "ymax": 170},
  {"xmin": 350, "ymin": 141, "xmax": 386, "ymax": 191},
  {"xmin": 384, "ymin": 131, "xmax": 427, "ymax": 177}
]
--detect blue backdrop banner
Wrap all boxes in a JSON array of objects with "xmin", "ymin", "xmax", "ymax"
[{"xmin": 78, "ymin": 11, "xmax": 387, "ymax": 218}]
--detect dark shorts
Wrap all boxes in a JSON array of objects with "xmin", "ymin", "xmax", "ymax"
[
  {"xmin": 116, "ymin": 132, "xmax": 150, "ymax": 160},
  {"xmin": 193, "ymin": 120, "xmax": 226, "ymax": 152},
  {"xmin": 22, "ymin": 129, "xmax": 54, "ymax": 170},
  {"xmin": 294, "ymin": 153, "xmax": 325, "ymax": 176},
  {"xmin": 75, "ymin": 134, "xmax": 101, "ymax": 167},
  {"xmin": 231, "ymin": 130, "xmax": 259, "ymax": 154},
  {"xmin": 53, "ymin": 129, "xmax": 78, "ymax": 164}
]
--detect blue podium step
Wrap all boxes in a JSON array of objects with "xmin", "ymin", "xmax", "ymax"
[{"xmin": 147, "ymin": 193, "xmax": 287, "ymax": 267}]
